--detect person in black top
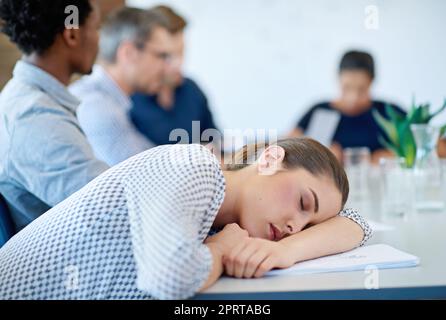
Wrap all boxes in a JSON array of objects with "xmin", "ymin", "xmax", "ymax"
[{"xmin": 289, "ymin": 50, "xmax": 405, "ymax": 164}]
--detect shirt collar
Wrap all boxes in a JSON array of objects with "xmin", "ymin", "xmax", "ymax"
[
  {"xmin": 91, "ymin": 64, "xmax": 132, "ymax": 111},
  {"xmin": 13, "ymin": 60, "xmax": 80, "ymax": 113}
]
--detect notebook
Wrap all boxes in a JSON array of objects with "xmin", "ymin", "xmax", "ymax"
[
  {"xmin": 266, "ymin": 244, "xmax": 419, "ymax": 276},
  {"xmin": 305, "ymin": 109, "xmax": 341, "ymax": 147}
]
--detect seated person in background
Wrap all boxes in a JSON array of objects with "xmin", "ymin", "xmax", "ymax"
[
  {"xmin": 289, "ymin": 50, "xmax": 405, "ymax": 164},
  {"xmin": 130, "ymin": 5, "xmax": 220, "ymax": 146},
  {"xmin": 70, "ymin": 7, "xmax": 173, "ymax": 166},
  {"xmin": 0, "ymin": 0, "xmax": 108, "ymax": 231},
  {"xmin": 0, "ymin": 138, "xmax": 371, "ymax": 299}
]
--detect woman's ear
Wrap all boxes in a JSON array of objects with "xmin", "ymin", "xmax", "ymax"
[{"xmin": 257, "ymin": 145, "xmax": 285, "ymax": 176}]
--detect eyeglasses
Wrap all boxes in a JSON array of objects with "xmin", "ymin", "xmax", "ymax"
[{"xmin": 139, "ymin": 45, "xmax": 172, "ymax": 62}]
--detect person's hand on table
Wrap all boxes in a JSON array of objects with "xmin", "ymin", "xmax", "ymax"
[
  {"xmin": 223, "ymin": 237, "xmax": 295, "ymax": 278},
  {"xmin": 437, "ymin": 137, "xmax": 446, "ymax": 158},
  {"xmin": 371, "ymin": 148, "xmax": 395, "ymax": 165},
  {"xmin": 205, "ymin": 223, "xmax": 249, "ymax": 255}
]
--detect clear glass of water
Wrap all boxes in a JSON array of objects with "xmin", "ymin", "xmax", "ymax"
[
  {"xmin": 344, "ymin": 147, "xmax": 371, "ymax": 206},
  {"xmin": 379, "ymin": 157, "xmax": 415, "ymax": 218}
]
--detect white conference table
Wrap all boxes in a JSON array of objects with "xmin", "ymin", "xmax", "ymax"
[{"xmin": 196, "ymin": 173, "xmax": 446, "ymax": 299}]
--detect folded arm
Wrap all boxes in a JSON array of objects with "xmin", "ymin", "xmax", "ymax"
[
  {"xmin": 280, "ymin": 208, "xmax": 372, "ymax": 264},
  {"xmin": 223, "ymin": 208, "xmax": 372, "ymax": 278}
]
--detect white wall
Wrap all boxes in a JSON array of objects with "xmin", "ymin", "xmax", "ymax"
[{"xmin": 128, "ymin": 0, "xmax": 446, "ymax": 134}]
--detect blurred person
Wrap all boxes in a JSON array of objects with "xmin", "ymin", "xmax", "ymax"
[
  {"xmin": 438, "ymin": 137, "xmax": 446, "ymax": 158},
  {"xmin": 130, "ymin": 5, "xmax": 219, "ymax": 147},
  {"xmin": 70, "ymin": 7, "xmax": 173, "ymax": 166},
  {"xmin": 0, "ymin": 0, "xmax": 108, "ymax": 231},
  {"xmin": 289, "ymin": 50, "xmax": 405, "ymax": 164}
]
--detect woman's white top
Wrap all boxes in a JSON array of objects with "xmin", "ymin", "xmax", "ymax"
[{"xmin": 0, "ymin": 144, "xmax": 371, "ymax": 300}]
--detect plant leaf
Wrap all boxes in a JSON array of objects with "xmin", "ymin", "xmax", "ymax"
[
  {"xmin": 372, "ymin": 109, "xmax": 398, "ymax": 145},
  {"xmin": 385, "ymin": 103, "xmax": 404, "ymax": 124},
  {"xmin": 378, "ymin": 134, "xmax": 400, "ymax": 156},
  {"xmin": 428, "ymin": 98, "xmax": 446, "ymax": 122},
  {"xmin": 407, "ymin": 106, "xmax": 424, "ymax": 124},
  {"xmin": 399, "ymin": 129, "xmax": 416, "ymax": 168},
  {"xmin": 440, "ymin": 124, "xmax": 446, "ymax": 137},
  {"xmin": 422, "ymin": 103, "xmax": 431, "ymax": 122},
  {"xmin": 394, "ymin": 113, "xmax": 417, "ymax": 168}
]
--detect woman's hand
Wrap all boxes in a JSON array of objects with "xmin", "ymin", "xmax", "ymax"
[
  {"xmin": 223, "ymin": 238, "xmax": 295, "ymax": 278},
  {"xmin": 205, "ymin": 223, "xmax": 249, "ymax": 255},
  {"xmin": 371, "ymin": 148, "xmax": 394, "ymax": 165}
]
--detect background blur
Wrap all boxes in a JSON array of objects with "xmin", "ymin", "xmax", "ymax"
[
  {"xmin": 128, "ymin": 0, "xmax": 446, "ymax": 133},
  {"xmin": 2, "ymin": 0, "xmax": 446, "ymax": 134}
]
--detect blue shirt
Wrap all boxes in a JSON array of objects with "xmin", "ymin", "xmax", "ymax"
[
  {"xmin": 0, "ymin": 61, "xmax": 109, "ymax": 231},
  {"xmin": 130, "ymin": 78, "xmax": 219, "ymax": 146},
  {"xmin": 70, "ymin": 65, "xmax": 155, "ymax": 166},
  {"xmin": 297, "ymin": 101, "xmax": 406, "ymax": 152}
]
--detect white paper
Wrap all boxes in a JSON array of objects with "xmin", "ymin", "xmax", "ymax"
[
  {"xmin": 266, "ymin": 244, "xmax": 419, "ymax": 276},
  {"xmin": 305, "ymin": 109, "xmax": 341, "ymax": 146}
]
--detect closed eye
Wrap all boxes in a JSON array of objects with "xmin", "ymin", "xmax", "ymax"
[
  {"xmin": 303, "ymin": 223, "xmax": 314, "ymax": 230},
  {"xmin": 300, "ymin": 196, "xmax": 304, "ymax": 211}
]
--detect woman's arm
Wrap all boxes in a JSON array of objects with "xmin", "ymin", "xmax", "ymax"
[
  {"xmin": 201, "ymin": 224, "xmax": 250, "ymax": 290},
  {"xmin": 223, "ymin": 209, "xmax": 372, "ymax": 278},
  {"xmin": 200, "ymin": 243, "xmax": 224, "ymax": 291},
  {"xmin": 280, "ymin": 214, "xmax": 367, "ymax": 264},
  {"xmin": 438, "ymin": 137, "xmax": 446, "ymax": 158}
]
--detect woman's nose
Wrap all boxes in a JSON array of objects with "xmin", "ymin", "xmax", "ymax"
[{"xmin": 286, "ymin": 216, "xmax": 310, "ymax": 234}]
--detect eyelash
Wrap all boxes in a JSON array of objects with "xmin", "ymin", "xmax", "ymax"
[{"xmin": 300, "ymin": 197, "xmax": 304, "ymax": 211}]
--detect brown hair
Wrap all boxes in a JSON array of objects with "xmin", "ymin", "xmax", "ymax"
[
  {"xmin": 226, "ymin": 138, "xmax": 349, "ymax": 207},
  {"xmin": 152, "ymin": 5, "xmax": 187, "ymax": 34}
]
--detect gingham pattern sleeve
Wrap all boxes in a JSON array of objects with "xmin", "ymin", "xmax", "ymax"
[
  {"xmin": 123, "ymin": 144, "xmax": 225, "ymax": 300},
  {"xmin": 338, "ymin": 208, "xmax": 373, "ymax": 247}
]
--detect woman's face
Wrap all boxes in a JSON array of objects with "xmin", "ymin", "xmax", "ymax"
[
  {"xmin": 336, "ymin": 70, "xmax": 373, "ymax": 115},
  {"xmin": 238, "ymin": 166, "xmax": 343, "ymax": 241}
]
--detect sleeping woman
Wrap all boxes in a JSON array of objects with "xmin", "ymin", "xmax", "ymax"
[{"xmin": 0, "ymin": 138, "xmax": 372, "ymax": 299}]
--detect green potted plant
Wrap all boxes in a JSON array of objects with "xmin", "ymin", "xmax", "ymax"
[{"xmin": 372, "ymin": 98, "xmax": 446, "ymax": 168}]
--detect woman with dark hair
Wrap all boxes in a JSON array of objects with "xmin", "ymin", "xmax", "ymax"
[
  {"xmin": 290, "ymin": 50, "xmax": 405, "ymax": 164},
  {"xmin": 0, "ymin": 138, "xmax": 371, "ymax": 299}
]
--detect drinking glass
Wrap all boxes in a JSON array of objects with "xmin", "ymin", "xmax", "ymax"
[
  {"xmin": 379, "ymin": 157, "xmax": 415, "ymax": 218},
  {"xmin": 344, "ymin": 147, "xmax": 371, "ymax": 206}
]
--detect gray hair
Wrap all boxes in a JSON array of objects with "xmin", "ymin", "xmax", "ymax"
[{"xmin": 99, "ymin": 7, "xmax": 169, "ymax": 63}]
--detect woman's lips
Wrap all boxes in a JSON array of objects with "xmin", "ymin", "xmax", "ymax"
[
  {"xmin": 269, "ymin": 223, "xmax": 280, "ymax": 241},
  {"xmin": 269, "ymin": 224, "xmax": 275, "ymax": 241}
]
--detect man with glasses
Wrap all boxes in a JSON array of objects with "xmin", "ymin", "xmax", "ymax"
[
  {"xmin": 130, "ymin": 6, "xmax": 220, "ymax": 147},
  {"xmin": 70, "ymin": 7, "xmax": 173, "ymax": 166}
]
